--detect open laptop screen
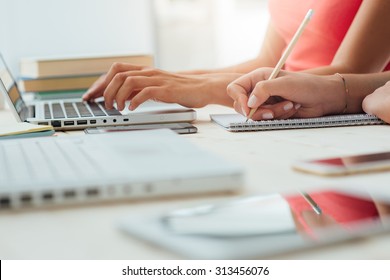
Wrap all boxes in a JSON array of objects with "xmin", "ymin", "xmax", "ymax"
[{"xmin": 0, "ymin": 55, "xmax": 28, "ymax": 121}]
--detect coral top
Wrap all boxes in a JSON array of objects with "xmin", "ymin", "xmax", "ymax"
[{"xmin": 268, "ymin": 0, "xmax": 390, "ymax": 71}]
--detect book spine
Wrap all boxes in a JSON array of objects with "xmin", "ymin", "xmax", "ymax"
[
  {"xmin": 33, "ymin": 90, "xmax": 85, "ymax": 100},
  {"xmin": 20, "ymin": 55, "xmax": 154, "ymax": 78},
  {"xmin": 19, "ymin": 75, "xmax": 100, "ymax": 92}
]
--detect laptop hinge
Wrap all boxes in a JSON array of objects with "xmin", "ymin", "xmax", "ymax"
[{"xmin": 19, "ymin": 106, "xmax": 35, "ymax": 121}]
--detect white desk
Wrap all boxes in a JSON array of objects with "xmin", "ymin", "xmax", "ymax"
[{"xmin": 1, "ymin": 105, "xmax": 390, "ymax": 259}]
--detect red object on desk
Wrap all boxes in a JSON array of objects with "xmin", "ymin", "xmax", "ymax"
[{"xmin": 285, "ymin": 191, "xmax": 379, "ymax": 235}]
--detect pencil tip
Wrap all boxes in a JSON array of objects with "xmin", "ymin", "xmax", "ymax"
[{"xmin": 307, "ymin": 9, "xmax": 314, "ymax": 19}]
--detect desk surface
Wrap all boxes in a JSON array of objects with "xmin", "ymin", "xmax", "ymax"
[{"xmin": 1, "ymin": 105, "xmax": 390, "ymax": 259}]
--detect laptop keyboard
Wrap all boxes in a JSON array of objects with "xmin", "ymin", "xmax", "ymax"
[
  {"xmin": 0, "ymin": 137, "xmax": 104, "ymax": 185},
  {"xmin": 44, "ymin": 101, "xmax": 122, "ymax": 119}
]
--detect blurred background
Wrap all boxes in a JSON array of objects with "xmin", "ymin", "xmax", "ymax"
[{"xmin": 0, "ymin": 0, "xmax": 269, "ymax": 76}]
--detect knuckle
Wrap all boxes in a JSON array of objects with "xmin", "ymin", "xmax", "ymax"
[
  {"xmin": 226, "ymin": 84, "xmax": 236, "ymax": 96},
  {"xmin": 254, "ymin": 81, "xmax": 265, "ymax": 90},
  {"xmin": 114, "ymin": 72, "xmax": 128, "ymax": 82},
  {"xmin": 253, "ymin": 81, "xmax": 270, "ymax": 96},
  {"xmin": 263, "ymin": 67, "xmax": 273, "ymax": 71},
  {"xmin": 111, "ymin": 62, "xmax": 123, "ymax": 72},
  {"xmin": 124, "ymin": 76, "xmax": 135, "ymax": 85},
  {"xmin": 144, "ymin": 68, "xmax": 159, "ymax": 76}
]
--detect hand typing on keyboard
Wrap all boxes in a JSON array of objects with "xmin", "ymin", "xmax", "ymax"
[{"xmin": 82, "ymin": 63, "xmax": 237, "ymax": 111}]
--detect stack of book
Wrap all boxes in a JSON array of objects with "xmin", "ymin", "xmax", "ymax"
[{"xmin": 18, "ymin": 53, "xmax": 154, "ymax": 100}]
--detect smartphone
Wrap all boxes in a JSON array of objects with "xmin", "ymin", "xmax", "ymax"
[
  {"xmin": 122, "ymin": 187, "xmax": 390, "ymax": 259},
  {"xmin": 84, "ymin": 122, "xmax": 197, "ymax": 135},
  {"xmin": 292, "ymin": 151, "xmax": 390, "ymax": 176}
]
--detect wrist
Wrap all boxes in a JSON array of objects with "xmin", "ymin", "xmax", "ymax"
[
  {"xmin": 199, "ymin": 74, "xmax": 241, "ymax": 107},
  {"xmin": 323, "ymin": 74, "xmax": 349, "ymax": 115},
  {"xmin": 335, "ymin": 73, "xmax": 349, "ymax": 114}
]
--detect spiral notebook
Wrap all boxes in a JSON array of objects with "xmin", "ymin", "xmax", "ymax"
[{"xmin": 210, "ymin": 114, "xmax": 386, "ymax": 132}]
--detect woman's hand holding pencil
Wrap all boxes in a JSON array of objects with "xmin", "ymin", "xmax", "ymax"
[{"xmin": 227, "ymin": 9, "xmax": 315, "ymax": 121}]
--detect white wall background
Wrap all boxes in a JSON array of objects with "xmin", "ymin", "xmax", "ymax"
[
  {"xmin": 0, "ymin": 0, "xmax": 155, "ymax": 76},
  {"xmin": 0, "ymin": 0, "xmax": 269, "ymax": 76},
  {"xmin": 213, "ymin": 0, "xmax": 269, "ymax": 68},
  {"xmin": 154, "ymin": 0, "xmax": 269, "ymax": 71}
]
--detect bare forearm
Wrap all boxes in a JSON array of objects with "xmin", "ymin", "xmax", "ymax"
[
  {"xmin": 343, "ymin": 72, "xmax": 390, "ymax": 113},
  {"xmin": 179, "ymin": 58, "xmax": 269, "ymax": 75},
  {"xmin": 303, "ymin": 63, "xmax": 387, "ymax": 76},
  {"xmin": 199, "ymin": 73, "xmax": 243, "ymax": 106}
]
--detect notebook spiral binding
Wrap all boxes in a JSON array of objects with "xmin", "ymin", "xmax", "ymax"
[{"xmin": 228, "ymin": 114, "xmax": 385, "ymax": 132}]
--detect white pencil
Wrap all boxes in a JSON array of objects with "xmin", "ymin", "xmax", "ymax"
[{"xmin": 246, "ymin": 9, "xmax": 314, "ymax": 121}]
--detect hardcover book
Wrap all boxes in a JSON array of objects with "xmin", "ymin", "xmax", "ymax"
[{"xmin": 20, "ymin": 53, "xmax": 153, "ymax": 78}]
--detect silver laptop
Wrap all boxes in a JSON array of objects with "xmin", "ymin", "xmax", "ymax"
[
  {"xmin": 0, "ymin": 129, "xmax": 243, "ymax": 210},
  {"xmin": 0, "ymin": 55, "xmax": 196, "ymax": 131}
]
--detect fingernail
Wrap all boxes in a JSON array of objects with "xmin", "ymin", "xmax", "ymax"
[
  {"xmin": 247, "ymin": 95, "xmax": 258, "ymax": 108},
  {"xmin": 295, "ymin": 104, "xmax": 302, "ymax": 110},
  {"xmin": 283, "ymin": 102, "xmax": 294, "ymax": 111},
  {"xmin": 262, "ymin": 112, "xmax": 274, "ymax": 120},
  {"xmin": 241, "ymin": 106, "xmax": 247, "ymax": 117}
]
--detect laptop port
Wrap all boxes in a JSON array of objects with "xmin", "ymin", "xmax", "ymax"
[
  {"xmin": 0, "ymin": 197, "xmax": 11, "ymax": 208},
  {"xmin": 38, "ymin": 122, "xmax": 49, "ymax": 125},
  {"xmin": 103, "ymin": 119, "xmax": 107, "ymax": 123},
  {"xmin": 90, "ymin": 120, "xmax": 97, "ymax": 124},
  {"xmin": 123, "ymin": 118, "xmax": 129, "ymax": 122},
  {"xmin": 86, "ymin": 188, "xmax": 99, "ymax": 197},
  {"xmin": 77, "ymin": 120, "xmax": 88, "ymax": 125},
  {"xmin": 63, "ymin": 190, "xmax": 76, "ymax": 199},
  {"xmin": 64, "ymin": 121, "xmax": 74, "ymax": 126},
  {"xmin": 20, "ymin": 194, "xmax": 32, "ymax": 204},
  {"xmin": 51, "ymin": 120, "xmax": 61, "ymax": 127},
  {"xmin": 42, "ymin": 192, "xmax": 54, "ymax": 201}
]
